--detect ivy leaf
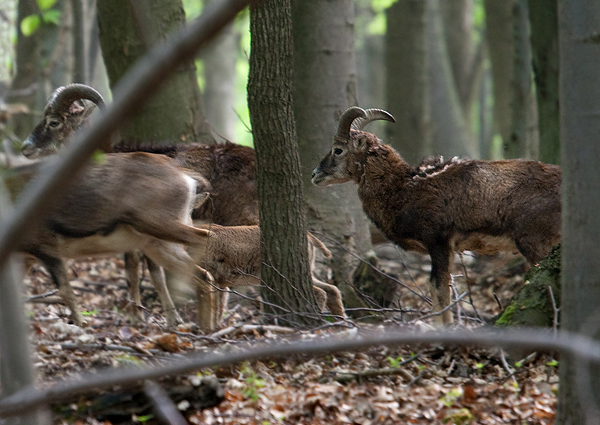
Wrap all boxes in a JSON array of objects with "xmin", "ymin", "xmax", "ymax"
[
  {"xmin": 42, "ymin": 9, "xmax": 61, "ymax": 25},
  {"xmin": 20, "ymin": 15, "xmax": 41, "ymax": 36},
  {"xmin": 37, "ymin": 0, "xmax": 58, "ymax": 11}
]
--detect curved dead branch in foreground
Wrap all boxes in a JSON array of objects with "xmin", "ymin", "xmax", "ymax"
[{"xmin": 0, "ymin": 327, "xmax": 598, "ymax": 419}]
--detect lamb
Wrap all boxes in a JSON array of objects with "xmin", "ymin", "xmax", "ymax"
[
  {"xmin": 311, "ymin": 106, "xmax": 561, "ymax": 326},
  {"xmin": 191, "ymin": 223, "xmax": 345, "ymax": 330},
  {"xmin": 6, "ymin": 152, "xmax": 213, "ymax": 327}
]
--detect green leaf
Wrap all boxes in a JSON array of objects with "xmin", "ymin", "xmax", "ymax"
[
  {"xmin": 42, "ymin": 9, "xmax": 61, "ymax": 25},
  {"xmin": 91, "ymin": 149, "xmax": 107, "ymax": 164},
  {"xmin": 20, "ymin": 15, "xmax": 41, "ymax": 36},
  {"xmin": 37, "ymin": 0, "xmax": 58, "ymax": 11},
  {"xmin": 371, "ymin": 0, "xmax": 398, "ymax": 13}
]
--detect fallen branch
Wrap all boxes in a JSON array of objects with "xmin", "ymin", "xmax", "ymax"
[
  {"xmin": 210, "ymin": 324, "xmax": 297, "ymax": 339},
  {"xmin": 3, "ymin": 327, "xmax": 600, "ymax": 418},
  {"xmin": 25, "ymin": 290, "xmax": 58, "ymax": 302},
  {"xmin": 334, "ymin": 354, "xmax": 419, "ymax": 383},
  {"xmin": 144, "ymin": 381, "xmax": 188, "ymax": 425}
]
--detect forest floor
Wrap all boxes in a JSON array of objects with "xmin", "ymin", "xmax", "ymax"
[{"xmin": 22, "ymin": 242, "xmax": 557, "ymax": 425}]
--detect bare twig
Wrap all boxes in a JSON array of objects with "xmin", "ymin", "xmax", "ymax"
[
  {"xmin": 499, "ymin": 349, "xmax": 518, "ymax": 387},
  {"xmin": 312, "ymin": 233, "xmax": 432, "ymax": 304},
  {"xmin": 144, "ymin": 380, "xmax": 188, "ymax": 425},
  {"xmin": 459, "ymin": 253, "xmax": 482, "ymax": 321},
  {"xmin": 548, "ymin": 285, "xmax": 560, "ymax": 335},
  {"xmin": 25, "ymin": 290, "xmax": 59, "ymax": 302},
  {"xmin": 409, "ymin": 292, "xmax": 468, "ymax": 323},
  {"xmin": 493, "ymin": 293, "xmax": 503, "ymax": 310},
  {"xmin": 334, "ymin": 353, "xmax": 419, "ymax": 383}
]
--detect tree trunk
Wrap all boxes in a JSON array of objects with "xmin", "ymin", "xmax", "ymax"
[
  {"xmin": 495, "ymin": 246, "xmax": 560, "ymax": 328},
  {"xmin": 8, "ymin": 0, "xmax": 57, "ymax": 139},
  {"xmin": 71, "ymin": 0, "xmax": 86, "ymax": 83},
  {"xmin": 484, "ymin": 0, "xmax": 514, "ymax": 157},
  {"xmin": 293, "ymin": 0, "xmax": 372, "ymax": 316},
  {"xmin": 529, "ymin": 0, "xmax": 560, "ymax": 165},
  {"xmin": 557, "ymin": 1, "xmax": 600, "ymax": 423},
  {"xmin": 356, "ymin": 34, "xmax": 385, "ymax": 135},
  {"xmin": 96, "ymin": 0, "xmax": 214, "ymax": 145},
  {"xmin": 248, "ymin": 1, "xmax": 319, "ymax": 328},
  {"xmin": 201, "ymin": 0, "xmax": 238, "ymax": 142},
  {"xmin": 428, "ymin": 0, "xmax": 477, "ymax": 158},
  {"xmin": 505, "ymin": 0, "xmax": 538, "ymax": 159},
  {"xmin": 441, "ymin": 0, "xmax": 484, "ymax": 133},
  {"xmin": 385, "ymin": 0, "xmax": 430, "ymax": 164}
]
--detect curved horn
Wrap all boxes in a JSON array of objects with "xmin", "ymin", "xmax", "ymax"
[
  {"xmin": 335, "ymin": 106, "xmax": 367, "ymax": 140},
  {"xmin": 351, "ymin": 108, "xmax": 395, "ymax": 131},
  {"xmin": 48, "ymin": 84, "xmax": 105, "ymax": 113}
]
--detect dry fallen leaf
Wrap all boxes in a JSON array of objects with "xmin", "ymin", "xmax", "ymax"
[{"xmin": 153, "ymin": 333, "xmax": 182, "ymax": 353}]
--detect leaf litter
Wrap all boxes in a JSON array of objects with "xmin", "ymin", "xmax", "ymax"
[{"xmin": 22, "ymin": 244, "xmax": 556, "ymax": 424}]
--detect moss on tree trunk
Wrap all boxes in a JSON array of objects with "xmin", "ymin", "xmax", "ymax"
[{"xmin": 495, "ymin": 246, "xmax": 561, "ymax": 327}]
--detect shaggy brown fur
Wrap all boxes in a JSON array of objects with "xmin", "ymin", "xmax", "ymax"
[
  {"xmin": 9, "ymin": 153, "xmax": 212, "ymax": 327},
  {"xmin": 312, "ymin": 107, "xmax": 561, "ymax": 325},
  {"xmin": 192, "ymin": 224, "xmax": 345, "ymax": 331}
]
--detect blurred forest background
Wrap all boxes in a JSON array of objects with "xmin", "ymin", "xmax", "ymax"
[{"xmin": 0, "ymin": 0, "xmax": 557, "ymax": 163}]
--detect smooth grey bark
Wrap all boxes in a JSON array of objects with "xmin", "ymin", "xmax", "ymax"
[
  {"xmin": 505, "ymin": 0, "xmax": 538, "ymax": 159},
  {"xmin": 529, "ymin": 0, "xmax": 560, "ymax": 164},
  {"xmin": 478, "ymin": 69, "xmax": 495, "ymax": 159},
  {"xmin": 557, "ymin": 1, "xmax": 600, "ymax": 423},
  {"xmin": 385, "ymin": 0, "xmax": 430, "ymax": 164},
  {"xmin": 248, "ymin": 1, "xmax": 319, "ymax": 327},
  {"xmin": 0, "ymin": 183, "xmax": 47, "ymax": 425},
  {"xmin": 484, "ymin": 0, "xmax": 514, "ymax": 156},
  {"xmin": 441, "ymin": 0, "xmax": 484, "ymax": 133},
  {"xmin": 293, "ymin": 0, "xmax": 371, "ymax": 312},
  {"xmin": 202, "ymin": 0, "xmax": 238, "ymax": 142},
  {"xmin": 97, "ymin": 0, "xmax": 214, "ymax": 144},
  {"xmin": 428, "ymin": 0, "xmax": 477, "ymax": 158},
  {"xmin": 356, "ymin": 34, "xmax": 385, "ymax": 134},
  {"xmin": 354, "ymin": 3, "xmax": 385, "ymax": 136}
]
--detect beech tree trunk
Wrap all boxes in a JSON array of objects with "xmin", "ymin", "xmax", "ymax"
[
  {"xmin": 428, "ymin": 0, "xmax": 477, "ymax": 158},
  {"xmin": 293, "ymin": 0, "xmax": 372, "ymax": 314},
  {"xmin": 529, "ymin": 0, "xmax": 560, "ymax": 165},
  {"xmin": 505, "ymin": 0, "xmax": 538, "ymax": 159},
  {"xmin": 441, "ymin": 0, "xmax": 484, "ymax": 133},
  {"xmin": 202, "ymin": 0, "xmax": 237, "ymax": 142},
  {"xmin": 484, "ymin": 0, "xmax": 513, "ymax": 156},
  {"xmin": 248, "ymin": 1, "xmax": 319, "ymax": 328},
  {"xmin": 385, "ymin": 0, "xmax": 430, "ymax": 164},
  {"xmin": 96, "ymin": 0, "xmax": 213, "ymax": 145},
  {"xmin": 557, "ymin": 1, "xmax": 600, "ymax": 423}
]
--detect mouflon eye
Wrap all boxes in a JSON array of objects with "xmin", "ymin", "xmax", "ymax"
[{"xmin": 333, "ymin": 148, "xmax": 343, "ymax": 155}]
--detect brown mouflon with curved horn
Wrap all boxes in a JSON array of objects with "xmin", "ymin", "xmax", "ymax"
[
  {"xmin": 21, "ymin": 84, "xmax": 106, "ymax": 158},
  {"xmin": 312, "ymin": 106, "xmax": 561, "ymax": 326}
]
